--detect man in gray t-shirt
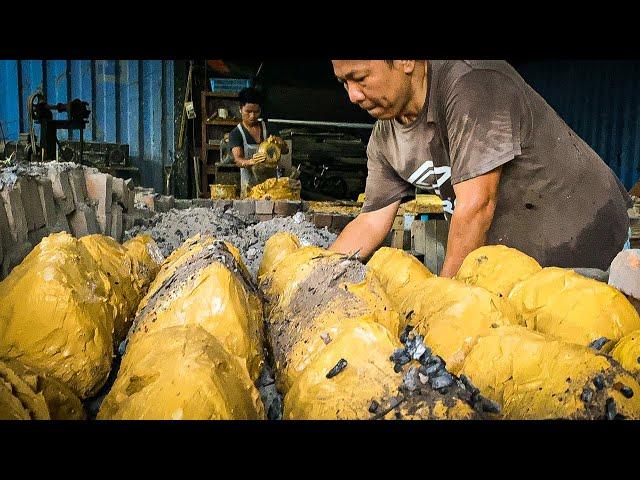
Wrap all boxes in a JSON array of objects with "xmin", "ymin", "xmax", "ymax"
[{"xmin": 330, "ymin": 60, "xmax": 631, "ymax": 276}]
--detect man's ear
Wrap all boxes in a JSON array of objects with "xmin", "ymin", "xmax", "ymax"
[{"xmin": 398, "ymin": 60, "xmax": 416, "ymax": 74}]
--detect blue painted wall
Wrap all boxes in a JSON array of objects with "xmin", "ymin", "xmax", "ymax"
[
  {"xmin": 0, "ymin": 60, "xmax": 174, "ymax": 192},
  {"xmin": 516, "ymin": 61, "xmax": 640, "ymax": 190}
]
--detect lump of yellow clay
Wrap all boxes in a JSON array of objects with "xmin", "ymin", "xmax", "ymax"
[
  {"xmin": 98, "ymin": 326, "xmax": 265, "ymax": 420},
  {"xmin": 129, "ymin": 235, "xmax": 264, "ymax": 382},
  {"xmin": 460, "ymin": 326, "xmax": 640, "ymax": 419},
  {"xmin": 509, "ymin": 267, "xmax": 640, "ymax": 346},
  {"xmin": 0, "ymin": 232, "xmax": 161, "ymax": 399},
  {"xmin": 454, "ymin": 245, "xmax": 542, "ymax": 298}
]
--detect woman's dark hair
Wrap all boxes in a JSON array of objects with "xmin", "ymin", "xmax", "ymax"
[{"xmin": 238, "ymin": 87, "xmax": 263, "ymax": 107}]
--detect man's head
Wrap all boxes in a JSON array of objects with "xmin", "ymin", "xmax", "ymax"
[
  {"xmin": 332, "ymin": 60, "xmax": 422, "ymax": 120},
  {"xmin": 238, "ymin": 87, "xmax": 263, "ymax": 126}
]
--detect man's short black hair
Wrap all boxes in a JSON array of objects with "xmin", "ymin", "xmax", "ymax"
[{"xmin": 238, "ymin": 87, "xmax": 263, "ymax": 107}]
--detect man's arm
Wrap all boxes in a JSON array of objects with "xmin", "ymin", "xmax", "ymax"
[
  {"xmin": 232, "ymin": 146, "xmax": 263, "ymax": 168},
  {"xmin": 439, "ymin": 166, "xmax": 501, "ymax": 277},
  {"xmin": 329, "ymin": 200, "xmax": 401, "ymax": 259}
]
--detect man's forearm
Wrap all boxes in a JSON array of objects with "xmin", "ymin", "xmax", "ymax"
[
  {"xmin": 329, "ymin": 215, "xmax": 387, "ymax": 259},
  {"xmin": 330, "ymin": 199, "xmax": 402, "ymax": 259},
  {"xmin": 439, "ymin": 203, "xmax": 495, "ymax": 277}
]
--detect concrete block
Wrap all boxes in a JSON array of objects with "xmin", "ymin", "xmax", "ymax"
[
  {"xmin": 50, "ymin": 208, "xmax": 71, "ymax": 234},
  {"xmin": 46, "ymin": 168, "xmax": 75, "ymax": 214},
  {"xmin": 110, "ymin": 204, "xmax": 123, "ymax": 243},
  {"xmin": 123, "ymin": 213, "xmax": 136, "ymax": 232},
  {"xmin": 609, "ymin": 249, "xmax": 640, "ymax": 298},
  {"xmin": 0, "ymin": 196, "xmax": 12, "ymax": 254},
  {"xmin": 122, "ymin": 180, "xmax": 135, "ymax": 212},
  {"xmin": 274, "ymin": 200, "xmax": 302, "ymax": 217},
  {"xmin": 112, "ymin": 177, "xmax": 126, "ymax": 207},
  {"xmin": 0, "ymin": 185, "xmax": 28, "ymax": 245},
  {"xmin": 312, "ymin": 213, "xmax": 333, "ymax": 229},
  {"xmin": 85, "ymin": 172, "xmax": 113, "ymax": 234},
  {"xmin": 28, "ymin": 226, "xmax": 49, "ymax": 247},
  {"xmin": 35, "ymin": 178, "xmax": 58, "ymax": 230},
  {"xmin": 255, "ymin": 200, "xmax": 274, "ymax": 215},
  {"xmin": 68, "ymin": 167, "xmax": 88, "ymax": 206},
  {"xmin": 233, "ymin": 199, "xmax": 256, "ymax": 216},
  {"xmin": 19, "ymin": 177, "xmax": 46, "ymax": 231},
  {"xmin": 256, "ymin": 213, "xmax": 273, "ymax": 222},
  {"xmin": 1, "ymin": 241, "xmax": 33, "ymax": 280},
  {"xmin": 67, "ymin": 203, "xmax": 100, "ymax": 238}
]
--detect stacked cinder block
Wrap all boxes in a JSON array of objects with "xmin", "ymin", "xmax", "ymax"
[{"xmin": 0, "ymin": 163, "xmax": 138, "ymax": 280}]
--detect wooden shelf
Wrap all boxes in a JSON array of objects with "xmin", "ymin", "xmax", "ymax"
[
  {"xmin": 201, "ymin": 90, "xmax": 242, "ymax": 196},
  {"xmin": 206, "ymin": 118, "xmax": 239, "ymax": 126}
]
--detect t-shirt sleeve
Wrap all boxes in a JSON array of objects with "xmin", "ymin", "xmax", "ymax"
[
  {"xmin": 228, "ymin": 127, "xmax": 243, "ymax": 151},
  {"xmin": 444, "ymin": 69, "xmax": 527, "ymax": 184},
  {"xmin": 361, "ymin": 138, "xmax": 414, "ymax": 213}
]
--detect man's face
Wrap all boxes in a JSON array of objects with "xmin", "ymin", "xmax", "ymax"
[
  {"xmin": 332, "ymin": 60, "xmax": 412, "ymax": 120},
  {"xmin": 240, "ymin": 103, "xmax": 261, "ymax": 125}
]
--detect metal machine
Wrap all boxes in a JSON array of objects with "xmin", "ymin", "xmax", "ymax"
[{"xmin": 27, "ymin": 92, "xmax": 91, "ymax": 162}]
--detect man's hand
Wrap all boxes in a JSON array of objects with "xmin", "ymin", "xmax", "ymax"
[
  {"xmin": 439, "ymin": 166, "xmax": 502, "ymax": 277},
  {"xmin": 239, "ymin": 152, "xmax": 267, "ymax": 167},
  {"xmin": 329, "ymin": 200, "xmax": 401, "ymax": 260}
]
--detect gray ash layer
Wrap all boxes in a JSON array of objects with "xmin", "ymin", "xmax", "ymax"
[{"xmin": 124, "ymin": 208, "xmax": 336, "ymax": 279}]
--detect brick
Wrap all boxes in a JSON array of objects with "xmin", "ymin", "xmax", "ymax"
[
  {"xmin": 67, "ymin": 203, "xmax": 100, "ymax": 238},
  {"xmin": 174, "ymin": 199, "xmax": 192, "ymax": 210},
  {"xmin": 233, "ymin": 199, "xmax": 255, "ymax": 216},
  {"xmin": 392, "ymin": 215, "xmax": 404, "ymax": 231},
  {"xmin": 1, "ymin": 241, "xmax": 33, "ymax": 280},
  {"xmin": 256, "ymin": 213, "xmax": 273, "ymax": 222},
  {"xmin": 46, "ymin": 168, "xmax": 75, "ymax": 214},
  {"xmin": 85, "ymin": 172, "xmax": 113, "ymax": 234},
  {"xmin": 68, "ymin": 167, "xmax": 88, "ymax": 205},
  {"xmin": 28, "ymin": 226, "xmax": 49, "ymax": 247},
  {"xmin": 330, "ymin": 215, "xmax": 353, "ymax": 233},
  {"xmin": 608, "ymin": 249, "xmax": 640, "ymax": 298},
  {"xmin": 255, "ymin": 200, "xmax": 274, "ymax": 215},
  {"xmin": 0, "ymin": 185, "xmax": 28, "ymax": 245},
  {"xmin": 192, "ymin": 199, "xmax": 214, "ymax": 208},
  {"xmin": 312, "ymin": 213, "xmax": 333, "ymax": 229},
  {"xmin": 18, "ymin": 177, "xmax": 46, "ymax": 231},
  {"xmin": 134, "ymin": 187, "xmax": 155, "ymax": 204},
  {"xmin": 155, "ymin": 195, "xmax": 175, "ymax": 213},
  {"xmin": 274, "ymin": 200, "xmax": 302, "ymax": 217},
  {"xmin": 110, "ymin": 204, "xmax": 123, "ymax": 243},
  {"xmin": 35, "ymin": 178, "xmax": 58, "ymax": 230}
]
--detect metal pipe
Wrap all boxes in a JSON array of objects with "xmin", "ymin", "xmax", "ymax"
[{"xmin": 265, "ymin": 118, "xmax": 374, "ymax": 129}]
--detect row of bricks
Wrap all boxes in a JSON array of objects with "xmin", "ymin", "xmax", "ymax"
[{"xmin": 0, "ymin": 166, "xmax": 137, "ymax": 279}]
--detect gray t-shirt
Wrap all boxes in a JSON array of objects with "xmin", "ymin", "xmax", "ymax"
[{"xmin": 364, "ymin": 60, "xmax": 631, "ymax": 270}]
